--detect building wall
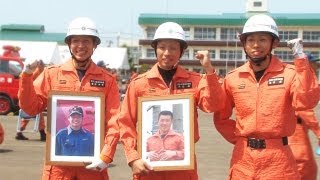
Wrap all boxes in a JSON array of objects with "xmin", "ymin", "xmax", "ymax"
[{"xmin": 138, "ymin": 14, "xmax": 320, "ymax": 77}]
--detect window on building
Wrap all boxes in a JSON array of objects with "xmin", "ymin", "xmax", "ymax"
[
  {"xmin": 194, "ymin": 27, "xmax": 216, "ymax": 40},
  {"xmin": 146, "ymin": 27, "xmax": 156, "ymax": 39},
  {"xmin": 221, "ymin": 28, "xmax": 242, "ymax": 40},
  {"xmin": 278, "ymin": 31, "xmax": 298, "ymax": 41},
  {"xmin": 220, "ymin": 50, "xmax": 242, "ymax": 60},
  {"xmin": 146, "ymin": 48, "xmax": 155, "ymax": 58},
  {"xmin": 193, "ymin": 49, "xmax": 216, "ymax": 60},
  {"xmin": 253, "ymin": 1, "xmax": 262, "ymax": 7},
  {"xmin": 274, "ymin": 51, "xmax": 293, "ymax": 62},
  {"xmin": 193, "ymin": 68, "xmax": 202, "ymax": 73},
  {"xmin": 303, "ymin": 31, "xmax": 320, "ymax": 42},
  {"xmin": 183, "ymin": 27, "xmax": 190, "ymax": 40},
  {"xmin": 304, "ymin": 51, "xmax": 319, "ymax": 58},
  {"xmin": 181, "ymin": 49, "xmax": 190, "ymax": 60}
]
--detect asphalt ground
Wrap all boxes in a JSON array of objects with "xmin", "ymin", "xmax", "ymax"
[{"xmin": 0, "ymin": 109, "xmax": 319, "ymax": 180}]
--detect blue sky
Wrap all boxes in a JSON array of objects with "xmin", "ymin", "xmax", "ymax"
[{"xmin": 1, "ymin": 0, "xmax": 320, "ymax": 42}]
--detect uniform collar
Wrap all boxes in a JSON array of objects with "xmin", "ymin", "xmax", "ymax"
[
  {"xmin": 67, "ymin": 126, "xmax": 86, "ymax": 135},
  {"xmin": 154, "ymin": 129, "xmax": 177, "ymax": 137},
  {"xmin": 238, "ymin": 55, "xmax": 285, "ymax": 74},
  {"xmin": 146, "ymin": 63, "xmax": 190, "ymax": 79},
  {"xmin": 60, "ymin": 58, "xmax": 103, "ymax": 75}
]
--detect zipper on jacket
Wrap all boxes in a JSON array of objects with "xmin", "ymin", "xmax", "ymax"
[
  {"xmin": 168, "ymin": 80, "xmax": 173, "ymax": 95},
  {"xmin": 255, "ymin": 82, "xmax": 259, "ymax": 131}
]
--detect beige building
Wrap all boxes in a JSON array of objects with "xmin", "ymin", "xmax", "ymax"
[{"xmin": 138, "ymin": 0, "xmax": 320, "ymax": 78}]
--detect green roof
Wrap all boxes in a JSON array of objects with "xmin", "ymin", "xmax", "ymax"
[
  {"xmin": 138, "ymin": 13, "xmax": 320, "ymax": 26},
  {"xmin": 0, "ymin": 24, "xmax": 66, "ymax": 44},
  {"xmin": 1, "ymin": 24, "xmax": 45, "ymax": 32},
  {"xmin": 0, "ymin": 31, "xmax": 65, "ymax": 44}
]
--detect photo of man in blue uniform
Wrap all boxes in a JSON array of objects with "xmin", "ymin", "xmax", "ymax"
[{"xmin": 55, "ymin": 106, "xmax": 94, "ymax": 156}]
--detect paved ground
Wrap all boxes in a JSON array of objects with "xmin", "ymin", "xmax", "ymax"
[{"xmin": 0, "ymin": 109, "xmax": 319, "ymax": 180}]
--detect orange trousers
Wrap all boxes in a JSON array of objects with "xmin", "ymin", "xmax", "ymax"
[
  {"xmin": 228, "ymin": 137, "xmax": 300, "ymax": 180},
  {"xmin": 289, "ymin": 123, "xmax": 318, "ymax": 180},
  {"xmin": 42, "ymin": 165, "xmax": 109, "ymax": 180},
  {"xmin": 133, "ymin": 159, "xmax": 198, "ymax": 180}
]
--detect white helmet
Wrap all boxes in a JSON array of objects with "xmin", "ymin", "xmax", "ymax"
[
  {"xmin": 240, "ymin": 14, "xmax": 279, "ymax": 42},
  {"xmin": 151, "ymin": 22, "xmax": 187, "ymax": 49},
  {"xmin": 65, "ymin": 17, "xmax": 101, "ymax": 45}
]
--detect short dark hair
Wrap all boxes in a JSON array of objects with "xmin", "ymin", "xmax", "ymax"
[{"xmin": 158, "ymin": 110, "xmax": 173, "ymax": 120}]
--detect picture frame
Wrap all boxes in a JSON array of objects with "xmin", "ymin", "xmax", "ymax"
[
  {"xmin": 46, "ymin": 90, "xmax": 105, "ymax": 166},
  {"xmin": 137, "ymin": 94, "xmax": 195, "ymax": 171}
]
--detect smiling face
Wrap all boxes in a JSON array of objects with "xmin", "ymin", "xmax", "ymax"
[
  {"xmin": 243, "ymin": 32, "xmax": 279, "ymax": 69},
  {"xmin": 158, "ymin": 114, "xmax": 173, "ymax": 135},
  {"xmin": 156, "ymin": 39, "xmax": 182, "ymax": 70},
  {"xmin": 69, "ymin": 35, "xmax": 96, "ymax": 62},
  {"xmin": 244, "ymin": 32, "xmax": 276, "ymax": 59},
  {"xmin": 68, "ymin": 113, "xmax": 83, "ymax": 130}
]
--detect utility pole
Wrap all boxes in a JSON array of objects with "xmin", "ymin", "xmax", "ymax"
[{"xmin": 117, "ymin": 32, "xmax": 120, "ymax": 47}]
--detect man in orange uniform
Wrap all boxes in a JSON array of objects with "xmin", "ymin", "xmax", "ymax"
[
  {"xmin": 289, "ymin": 55, "xmax": 320, "ymax": 180},
  {"xmin": 16, "ymin": 60, "xmax": 46, "ymax": 141},
  {"xmin": 146, "ymin": 110, "xmax": 184, "ymax": 162},
  {"xmin": 18, "ymin": 17, "xmax": 120, "ymax": 180},
  {"xmin": 213, "ymin": 14, "xmax": 320, "ymax": 179},
  {"xmin": 118, "ymin": 22, "xmax": 225, "ymax": 180}
]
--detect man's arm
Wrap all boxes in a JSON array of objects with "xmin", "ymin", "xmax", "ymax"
[
  {"xmin": 297, "ymin": 110, "xmax": 320, "ymax": 139},
  {"xmin": 55, "ymin": 134, "xmax": 62, "ymax": 155},
  {"xmin": 118, "ymin": 80, "xmax": 153, "ymax": 175},
  {"xmin": 287, "ymin": 39, "xmax": 320, "ymax": 110},
  {"xmin": 99, "ymin": 77, "xmax": 121, "ymax": 163},
  {"xmin": 195, "ymin": 50, "xmax": 226, "ymax": 113},
  {"xmin": 213, "ymin": 80, "xmax": 237, "ymax": 144}
]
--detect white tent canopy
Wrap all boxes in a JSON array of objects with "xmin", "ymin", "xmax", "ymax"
[
  {"xmin": 59, "ymin": 46, "xmax": 129, "ymax": 70},
  {"xmin": 0, "ymin": 40, "xmax": 62, "ymax": 65}
]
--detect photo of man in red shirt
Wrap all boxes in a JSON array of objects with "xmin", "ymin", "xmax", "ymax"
[{"xmin": 146, "ymin": 110, "xmax": 184, "ymax": 161}]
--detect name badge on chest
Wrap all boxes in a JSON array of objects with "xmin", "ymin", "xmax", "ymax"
[
  {"xmin": 176, "ymin": 82, "xmax": 192, "ymax": 89},
  {"xmin": 268, "ymin": 77, "xmax": 284, "ymax": 86},
  {"xmin": 90, "ymin": 79, "xmax": 105, "ymax": 87},
  {"xmin": 59, "ymin": 80, "xmax": 67, "ymax": 84}
]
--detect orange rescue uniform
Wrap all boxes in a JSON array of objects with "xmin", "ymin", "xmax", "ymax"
[
  {"xmin": 214, "ymin": 56, "xmax": 320, "ymax": 179},
  {"xmin": 20, "ymin": 66, "xmax": 45, "ymax": 131},
  {"xmin": 119, "ymin": 63, "xmax": 225, "ymax": 180},
  {"xmin": 289, "ymin": 110, "xmax": 320, "ymax": 180},
  {"xmin": 18, "ymin": 59, "xmax": 120, "ymax": 180},
  {"xmin": 147, "ymin": 129, "xmax": 184, "ymax": 161}
]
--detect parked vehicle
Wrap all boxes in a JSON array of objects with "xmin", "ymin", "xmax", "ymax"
[{"xmin": 0, "ymin": 45, "xmax": 24, "ymax": 115}]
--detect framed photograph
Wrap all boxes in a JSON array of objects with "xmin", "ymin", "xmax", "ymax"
[
  {"xmin": 46, "ymin": 91, "xmax": 105, "ymax": 166},
  {"xmin": 137, "ymin": 94, "xmax": 195, "ymax": 171}
]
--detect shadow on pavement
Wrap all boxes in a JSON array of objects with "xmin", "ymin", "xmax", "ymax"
[{"xmin": 0, "ymin": 149, "xmax": 13, "ymax": 153}]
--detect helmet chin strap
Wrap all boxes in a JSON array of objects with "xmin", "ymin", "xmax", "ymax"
[
  {"xmin": 72, "ymin": 54, "xmax": 90, "ymax": 65},
  {"xmin": 68, "ymin": 46, "xmax": 96, "ymax": 70},
  {"xmin": 172, "ymin": 60, "xmax": 179, "ymax": 69},
  {"xmin": 247, "ymin": 55, "xmax": 268, "ymax": 66}
]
